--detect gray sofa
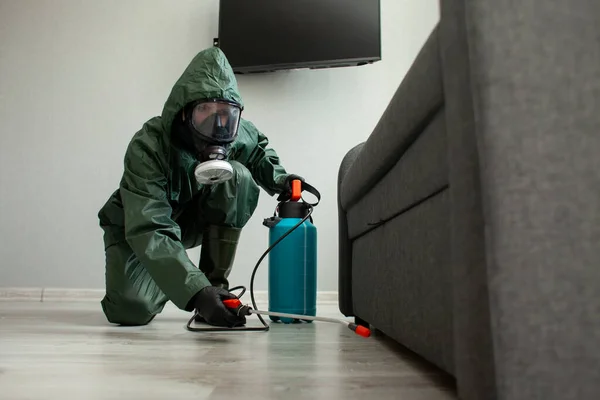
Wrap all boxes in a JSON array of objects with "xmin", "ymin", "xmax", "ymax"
[{"xmin": 337, "ymin": 1, "xmax": 600, "ymax": 399}]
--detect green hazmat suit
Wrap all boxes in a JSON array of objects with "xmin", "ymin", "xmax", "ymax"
[{"xmin": 97, "ymin": 47, "xmax": 290, "ymax": 326}]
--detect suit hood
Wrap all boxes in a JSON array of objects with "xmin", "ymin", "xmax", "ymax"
[{"xmin": 161, "ymin": 47, "xmax": 243, "ymax": 132}]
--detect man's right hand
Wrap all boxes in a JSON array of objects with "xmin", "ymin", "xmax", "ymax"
[{"xmin": 194, "ymin": 286, "xmax": 246, "ymax": 327}]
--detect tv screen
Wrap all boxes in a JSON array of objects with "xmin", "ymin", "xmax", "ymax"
[{"xmin": 217, "ymin": 0, "xmax": 381, "ymax": 73}]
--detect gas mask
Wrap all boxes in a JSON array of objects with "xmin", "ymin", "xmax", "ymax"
[{"xmin": 175, "ymin": 99, "xmax": 242, "ymax": 185}]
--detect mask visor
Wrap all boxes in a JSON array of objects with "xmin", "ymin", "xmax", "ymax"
[{"xmin": 191, "ymin": 100, "xmax": 241, "ymax": 143}]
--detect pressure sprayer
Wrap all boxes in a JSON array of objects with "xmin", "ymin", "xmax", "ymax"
[{"xmin": 186, "ymin": 180, "xmax": 371, "ymax": 338}]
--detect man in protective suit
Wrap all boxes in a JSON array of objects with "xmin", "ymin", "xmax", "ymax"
[{"xmin": 98, "ymin": 47, "xmax": 303, "ymax": 327}]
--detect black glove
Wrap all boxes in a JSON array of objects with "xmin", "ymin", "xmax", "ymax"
[
  {"xmin": 194, "ymin": 286, "xmax": 246, "ymax": 327},
  {"xmin": 277, "ymin": 174, "xmax": 305, "ymax": 202}
]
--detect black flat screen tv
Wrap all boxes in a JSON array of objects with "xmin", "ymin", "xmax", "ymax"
[{"xmin": 216, "ymin": 0, "xmax": 381, "ymax": 74}]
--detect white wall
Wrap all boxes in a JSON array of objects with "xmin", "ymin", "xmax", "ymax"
[{"xmin": 0, "ymin": 0, "xmax": 439, "ymax": 291}]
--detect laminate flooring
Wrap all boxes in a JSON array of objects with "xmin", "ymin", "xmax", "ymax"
[{"xmin": 0, "ymin": 301, "xmax": 456, "ymax": 399}]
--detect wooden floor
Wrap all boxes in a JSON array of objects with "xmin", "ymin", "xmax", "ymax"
[{"xmin": 0, "ymin": 301, "xmax": 456, "ymax": 399}]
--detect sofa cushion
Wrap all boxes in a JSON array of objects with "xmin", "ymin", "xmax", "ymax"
[
  {"xmin": 347, "ymin": 108, "xmax": 448, "ymax": 239},
  {"xmin": 340, "ymin": 25, "xmax": 443, "ymax": 210}
]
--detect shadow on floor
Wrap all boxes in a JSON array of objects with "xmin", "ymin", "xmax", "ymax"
[
  {"xmin": 372, "ymin": 329, "xmax": 457, "ymax": 394},
  {"xmin": 37, "ymin": 304, "xmax": 189, "ymax": 327},
  {"xmin": 37, "ymin": 306, "xmax": 116, "ymax": 327}
]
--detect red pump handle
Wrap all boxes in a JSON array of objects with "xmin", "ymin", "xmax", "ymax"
[
  {"xmin": 290, "ymin": 179, "xmax": 302, "ymax": 201},
  {"xmin": 277, "ymin": 180, "xmax": 321, "ymax": 206}
]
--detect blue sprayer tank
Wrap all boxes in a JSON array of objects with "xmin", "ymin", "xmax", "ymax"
[{"xmin": 263, "ymin": 201, "xmax": 317, "ymax": 323}]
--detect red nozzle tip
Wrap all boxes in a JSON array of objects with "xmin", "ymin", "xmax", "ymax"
[
  {"xmin": 223, "ymin": 299, "xmax": 242, "ymax": 308},
  {"xmin": 355, "ymin": 325, "xmax": 371, "ymax": 338},
  {"xmin": 348, "ymin": 323, "xmax": 371, "ymax": 338}
]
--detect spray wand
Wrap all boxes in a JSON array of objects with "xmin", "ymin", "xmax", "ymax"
[{"xmin": 223, "ymin": 299, "xmax": 371, "ymax": 338}]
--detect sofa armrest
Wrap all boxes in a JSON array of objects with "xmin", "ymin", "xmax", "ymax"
[{"xmin": 338, "ymin": 143, "xmax": 365, "ymax": 316}]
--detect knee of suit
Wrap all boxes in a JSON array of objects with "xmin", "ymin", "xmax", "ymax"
[
  {"xmin": 219, "ymin": 161, "xmax": 260, "ymax": 206},
  {"xmin": 229, "ymin": 161, "xmax": 257, "ymax": 189},
  {"xmin": 101, "ymin": 294, "xmax": 161, "ymax": 326},
  {"xmin": 200, "ymin": 161, "xmax": 260, "ymax": 228}
]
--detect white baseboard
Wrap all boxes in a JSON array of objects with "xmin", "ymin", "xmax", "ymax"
[
  {"xmin": 0, "ymin": 288, "xmax": 338, "ymax": 304},
  {"xmin": 0, "ymin": 287, "xmax": 44, "ymax": 301}
]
